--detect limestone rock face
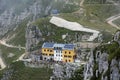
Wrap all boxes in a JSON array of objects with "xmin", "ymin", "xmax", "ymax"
[
  {"xmin": 110, "ymin": 59, "xmax": 119, "ymax": 80},
  {"xmin": 51, "ymin": 63, "xmax": 80, "ymax": 80},
  {"xmin": 114, "ymin": 31, "xmax": 120, "ymax": 45},
  {"xmin": 53, "ymin": 64, "xmax": 64, "ymax": 79},
  {"xmin": 0, "ymin": 8, "xmax": 15, "ymax": 36},
  {"xmin": 83, "ymin": 51, "xmax": 94, "ymax": 80},
  {"xmin": 83, "ymin": 51, "xmax": 120, "ymax": 80},
  {"xmin": 99, "ymin": 52, "xmax": 108, "ymax": 74},
  {"xmin": 25, "ymin": 24, "xmax": 42, "ymax": 53},
  {"xmin": 83, "ymin": 31, "xmax": 120, "ymax": 80},
  {"xmin": 0, "ymin": 0, "xmax": 52, "ymax": 36}
]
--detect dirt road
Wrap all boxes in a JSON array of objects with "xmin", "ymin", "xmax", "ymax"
[
  {"xmin": 0, "ymin": 40, "xmax": 25, "ymax": 49},
  {"xmin": 106, "ymin": 14, "xmax": 120, "ymax": 29}
]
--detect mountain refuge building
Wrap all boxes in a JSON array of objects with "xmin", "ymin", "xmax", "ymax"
[{"xmin": 42, "ymin": 42, "xmax": 76, "ymax": 62}]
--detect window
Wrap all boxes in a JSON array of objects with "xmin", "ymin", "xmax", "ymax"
[
  {"xmin": 44, "ymin": 49, "xmax": 46, "ymax": 52},
  {"xmin": 47, "ymin": 49, "xmax": 49, "ymax": 52},
  {"xmin": 58, "ymin": 51, "xmax": 60, "ymax": 53},
  {"xmin": 69, "ymin": 60, "xmax": 71, "ymax": 62},
  {"xmin": 44, "ymin": 57, "xmax": 46, "ymax": 60},
  {"xmin": 49, "ymin": 54, "xmax": 54, "ymax": 56},
  {"xmin": 59, "ymin": 47, "xmax": 62, "ymax": 50},
  {"xmin": 69, "ymin": 52, "xmax": 71, "ymax": 54},
  {"xmin": 43, "ymin": 53, "xmax": 46, "ymax": 55},
  {"xmin": 59, "ymin": 47, "xmax": 61, "ymax": 50},
  {"xmin": 50, "ymin": 50, "xmax": 52, "ymax": 52},
  {"xmin": 68, "ymin": 56, "xmax": 72, "ymax": 58},
  {"xmin": 66, "ymin": 60, "xmax": 67, "ymax": 62},
  {"xmin": 65, "ymin": 51, "xmax": 67, "ymax": 54},
  {"xmin": 64, "ymin": 55, "xmax": 67, "ymax": 57}
]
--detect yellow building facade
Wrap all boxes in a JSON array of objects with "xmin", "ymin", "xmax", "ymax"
[
  {"xmin": 42, "ymin": 48, "xmax": 54, "ymax": 56},
  {"xmin": 62, "ymin": 50, "xmax": 76, "ymax": 62}
]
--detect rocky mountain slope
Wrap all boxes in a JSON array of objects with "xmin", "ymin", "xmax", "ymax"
[
  {"xmin": 0, "ymin": 0, "xmax": 79, "ymax": 37},
  {"xmin": 83, "ymin": 30, "xmax": 120, "ymax": 80}
]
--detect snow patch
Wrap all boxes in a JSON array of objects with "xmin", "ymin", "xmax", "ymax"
[
  {"xmin": 50, "ymin": 16, "xmax": 99, "ymax": 41},
  {"xmin": 62, "ymin": 35, "xmax": 67, "ymax": 39}
]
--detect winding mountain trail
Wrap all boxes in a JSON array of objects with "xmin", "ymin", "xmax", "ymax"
[
  {"xmin": 80, "ymin": 0, "xmax": 85, "ymax": 7},
  {"xmin": 16, "ymin": 53, "xmax": 26, "ymax": 61},
  {"xmin": 73, "ymin": 0, "xmax": 85, "ymax": 14},
  {"xmin": 0, "ymin": 40, "xmax": 25, "ymax": 49},
  {"xmin": 0, "ymin": 40, "xmax": 25, "ymax": 70},
  {"xmin": 0, "ymin": 54, "xmax": 6, "ymax": 70},
  {"xmin": 106, "ymin": 13, "xmax": 120, "ymax": 30}
]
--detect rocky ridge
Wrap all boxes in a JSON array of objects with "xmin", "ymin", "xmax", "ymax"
[
  {"xmin": 0, "ymin": 0, "xmax": 79, "ymax": 37},
  {"xmin": 83, "ymin": 30, "xmax": 120, "ymax": 80},
  {"xmin": 0, "ymin": 0, "xmax": 49, "ymax": 36}
]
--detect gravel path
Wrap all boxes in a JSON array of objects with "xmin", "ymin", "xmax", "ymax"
[
  {"xmin": 106, "ymin": 13, "xmax": 120, "ymax": 29},
  {"xmin": 0, "ymin": 40, "xmax": 25, "ymax": 49},
  {"xmin": 0, "ymin": 54, "xmax": 6, "ymax": 70}
]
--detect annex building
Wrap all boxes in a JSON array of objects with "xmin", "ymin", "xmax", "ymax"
[{"xmin": 41, "ymin": 42, "xmax": 76, "ymax": 62}]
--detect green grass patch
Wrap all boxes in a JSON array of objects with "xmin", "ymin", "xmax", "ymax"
[
  {"xmin": 84, "ymin": 4, "xmax": 120, "ymax": 20},
  {"xmin": 0, "ymin": 70, "xmax": 4, "ymax": 79},
  {"xmin": 9, "ymin": 61, "xmax": 52, "ymax": 80},
  {"xmin": 113, "ymin": 18, "xmax": 120, "ymax": 27}
]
